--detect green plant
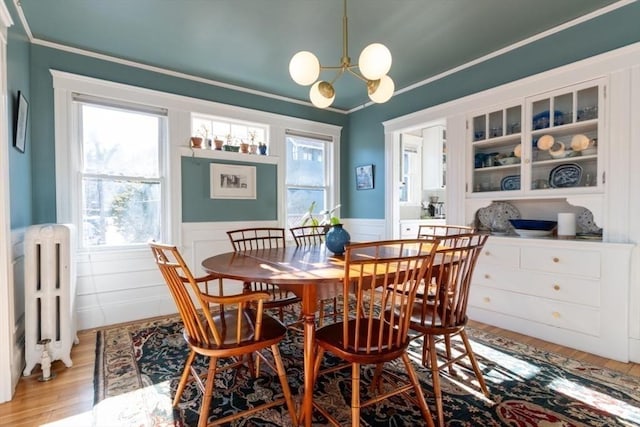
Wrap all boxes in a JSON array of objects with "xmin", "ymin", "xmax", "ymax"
[
  {"xmin": 196, "ymin": 125, "xmax": 209, "ymax": 140},
  {"xmin": 301, "ymin": 202, "xmax": 341, "ymax": 226}
]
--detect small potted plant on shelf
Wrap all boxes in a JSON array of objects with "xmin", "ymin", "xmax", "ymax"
[
  {"xmin": 248, "ymin": 131, "xmax": 259, "ymax": 154},
  {"xmin": 213, "ymin": 136, "xmax": 224, "ymax": 150},
  {"xmin": 191, "ymin": 125, "xmax": 209, "ymax": 149},
  {"xmin": 239, "ymin": 139, "xmax": 250, "ymax": 154},
  {"xmin": 223, "ymin": 133, "xmax": 240, "ymax": 152}
]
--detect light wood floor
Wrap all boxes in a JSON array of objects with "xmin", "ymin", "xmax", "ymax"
[{"xmin": 1, "ymin": 320, "xmax": 639, "ymax": 427}]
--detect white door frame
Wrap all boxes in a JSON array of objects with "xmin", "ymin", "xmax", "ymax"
[{"xmin": 0, "ymin": 0, "xmax": 15, "ymax": 403}]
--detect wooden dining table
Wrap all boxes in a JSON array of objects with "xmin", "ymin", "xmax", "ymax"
[{"xmin": 201, "ymin": 244, "xmax": 346, "ymax": 427}]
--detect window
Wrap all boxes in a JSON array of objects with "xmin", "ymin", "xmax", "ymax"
[
  {"xmin": 192, "ymin": 115, "xmax": 267, "ymax": 147},
  {"xmin": 75, "ymin": 96, "xmax": 167, "ymax": 248},
  {"xmin": 285, "ymin": 131, "xmax": 334, "ymax": 228},
  {"xmin": 400, "ymin": 136, "xmax": 422, "ymax": 204}
]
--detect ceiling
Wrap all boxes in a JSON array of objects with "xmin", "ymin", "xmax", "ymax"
[{"xmin": 16, "ymin": 0, "xmax": 624, "ymax": 111}]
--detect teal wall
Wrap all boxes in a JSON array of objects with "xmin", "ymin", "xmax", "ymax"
[
  {"xmin": 181, "ymin": 157, "xmax": 278, "ymax": 222},
  {"xmin": 6, "ymin": 2, "xmax": 640, "ymax": 227},
  {"xmin": 344, "ymin": 1, "xmax": 640, "ymax": 220},
  {"xmin": 25, "ymin": 44, "xmax": 346, "ymax": 224},
  {"xmin": 6, "ymin": 1, "xmax": 32, "ymax": 229}
]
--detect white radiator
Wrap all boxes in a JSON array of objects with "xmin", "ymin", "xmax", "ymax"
[{"xmin": 23, "ymin": 224, "xmax": 78, "ymax": 376}]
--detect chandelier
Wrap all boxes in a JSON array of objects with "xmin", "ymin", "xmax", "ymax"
[{"xmin": 288, "ymin": 0, "xmax": 394, "ymax": 109}]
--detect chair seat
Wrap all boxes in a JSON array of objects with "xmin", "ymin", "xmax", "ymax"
[
  {"xmin": 185, "ymin": 310, "xmax": 288, "ymax": 354},
  {"xmin": 316, "ymin": 319, "xmax": 407, "ymax": 357},
  {"xmin": 408, "ymin": 301, "xmax": 467, "ymax": 335}
]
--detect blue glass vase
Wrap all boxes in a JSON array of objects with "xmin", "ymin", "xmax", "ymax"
[{"xmin": 325, "ymin": 224, "xmax": 351, "ymax": 255}]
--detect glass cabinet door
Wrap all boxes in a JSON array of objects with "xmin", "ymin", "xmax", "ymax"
[
  {"xmin": 470, "ymin": 105, "xmax": 522, "ymax": 194},
  {"xmin": 528, "ymin": 82, "xmax": 601, "ymax": 192},
  {"xmin": 468, "ymin": 79, "xmax": 603, "ymax": 198}
]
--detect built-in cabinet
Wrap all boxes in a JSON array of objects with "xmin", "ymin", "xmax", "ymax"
[
  {"xmin": 463, "ymin": 77, "xmax": 635, "ymax": 362},
  {"xmin": 469, "ymin": 78, "xmax": 604, "ymax": 196},
  {"xmin": 385, "ymin": 45, "xmax": 640, "ymax": 363},
  {"xmin": 468, "ymin": 237, "xmax": 633, "ymax": 361}
]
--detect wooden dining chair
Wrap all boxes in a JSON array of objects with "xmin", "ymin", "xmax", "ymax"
[
  {"xmin": 311, "ymin": 239, "xmax": 439, "ymax": 427},
  {"xmin": 408, "ymin": 233, "xmax": 489, "ymax": 427},
  {"xmin": 289, "ymin": 225, "xmax": 338, "ymax": 326},
  {"xmin": 227, "ymin": 228, "xmax": 301, "ymax": 324},
  {"xmin": 149, "ymin": 242, "xmax": 297, "ymax": 427}
]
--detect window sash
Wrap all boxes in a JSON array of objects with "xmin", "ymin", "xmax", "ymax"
[{"xmin": 75, "ymin": 98, "xmax": 166, "ymax": 248}]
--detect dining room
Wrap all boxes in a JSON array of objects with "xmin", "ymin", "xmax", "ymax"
[{"xmin": 2, "ymin": 0, "xmax": 640, "ymax": 425}]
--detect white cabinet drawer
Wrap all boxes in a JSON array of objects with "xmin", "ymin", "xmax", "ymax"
[
  {"xmin": 400, "ymin": 223, "xmax": 419, "ymax": 239},
  {"xmin": 474, "ymin": 264, "xmax": 521, "ymax": 288},
  {"xmin": 474, "ymin": 266, "xmax": 600, "ymax": 307},
  {"xmin": 478, "ymin": 242, "xmax": 519, "ymax": 268},
  {"xmin": 520, "ymin": 247, "xmax": 601, "ymax": 278},
  {"xmin": 469, "ymin": 285, "xmax": 600, "ymax": 336}
]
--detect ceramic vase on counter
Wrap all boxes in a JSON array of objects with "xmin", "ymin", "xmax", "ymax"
[{"xmin": 325, "ymin": 224, "xmax": 350, "ymax": 255}]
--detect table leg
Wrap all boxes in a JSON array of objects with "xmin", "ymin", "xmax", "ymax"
[{"xmin": 300, "ymin": 311, "xmax": 316, "ymax": 427}]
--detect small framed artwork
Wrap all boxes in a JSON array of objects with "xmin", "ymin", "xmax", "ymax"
[
  {"xmin": 14, "ymin": 91, "xmax": 29, "ymax": 153},
  {"xmin": 355, "ymin": 164, "xmax": 374, "ymax": 190},
  {"xmin": 210, "ymin": 163, "xmax": 257, "ymax": 199}
]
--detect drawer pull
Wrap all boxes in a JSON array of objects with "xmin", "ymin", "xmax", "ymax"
[
  {"xmin": 483, "ymin": 297, "xmax": 491, "ymax": 303},
  {"xmin": 484, "ymin": 274, "xmax": 491, "ymax": 279},
  {"xmin": 553, "ymin": 284, "xmax": 560, "ymax": 291},
  {"xmin": 485, "ymin": 251, "xmax": 491, "ymax": 256},
  {"xmin": 552, "ymin": 311, "xmax": 561, "ymax": 319},
  {"xmin": 552, "ymin": 257, "xmax": 560, "ymax": 263}
]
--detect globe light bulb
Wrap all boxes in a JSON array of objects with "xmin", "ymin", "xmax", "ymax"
[
  {"xmin": 289, "ymin": 51, "xmax": 320, "ymax": 86},
  {"xmin": 368, "ymin": 75, "xmax": 394, "ymax": 103},
  {"xmin": 309, "ymin": 81, "xmax": 335, "ymax": 108},
  {"xmin": 358, "ymin": 43, "xmax": 392, "ymax": 80}
]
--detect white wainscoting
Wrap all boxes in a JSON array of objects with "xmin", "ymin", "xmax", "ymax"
[
  {"xmin": 341, "ymin": 219, "xmax": 387, "ymax": 243},
  {"xmin": 75, "ymin": 247, "xmax": 175, "ymax": 330},
  {"xmin": 10, "ymin": 228, "xmax": 25, "ymax": 390},
  {"xmin": 75, "ymin": 218, "xmax": 387, "ymax": 330}
]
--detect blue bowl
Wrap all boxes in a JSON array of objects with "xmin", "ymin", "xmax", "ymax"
[{"xmin": 508, "ymin": 219, "xmax": 557, "ymax": 231}]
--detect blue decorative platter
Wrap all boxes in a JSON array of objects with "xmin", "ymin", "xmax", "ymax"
[
  {"xmin": 500, "ymin": 175, "xmax": 520, "ymax": 191},
  {"xmin": 532, "ymin": 110, "xmax": 563, "ymax": 130},
  {"xmin": 549, "ymin": 163, "xmax": 582, "ymax": 188}
]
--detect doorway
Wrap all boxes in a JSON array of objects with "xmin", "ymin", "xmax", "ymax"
[{"xmin": 385, "ymin": 118, "xmax": 447, "ymax": 238}]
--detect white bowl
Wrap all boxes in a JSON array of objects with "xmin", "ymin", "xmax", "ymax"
[
  {"xmin": 498, "ymin": 157, "xmax": 518, "ymax": 165},
  {"xmin": 549, "ymin": 142, "xmax": 567, "ymax": 158},
  {"xmin": 513, "ymin": 229, "xmax": 553, "ymax": 238}
]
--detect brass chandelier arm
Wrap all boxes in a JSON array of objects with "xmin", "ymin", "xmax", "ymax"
[{"xmin": 288, "ymin": 0, "xmax": 393, "ymax": 107}]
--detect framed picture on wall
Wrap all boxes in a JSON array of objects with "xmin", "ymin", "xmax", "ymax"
[
  {"xmin": 14, "ymin": 91, "xmax": 28, "ymax": 153},
  {"xmin": 210, "ymin": 163, "xmax": 257, "ymax": 199},
  {"xmin": 355, "ymin": 164, "xmax": 374, "ymax": 190}
]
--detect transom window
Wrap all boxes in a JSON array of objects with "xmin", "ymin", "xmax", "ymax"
[{"xmin": 192, "ymin": 115, "xmax": 267, "ymax": 146}]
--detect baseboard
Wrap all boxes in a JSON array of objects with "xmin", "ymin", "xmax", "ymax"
[
  {"xmin": 77, "ymin": 294, "xmax": 177, "ymax": 330},
  {"xmin": 629, "ymin": 337, "xmax": 640, "ymax": 363}
]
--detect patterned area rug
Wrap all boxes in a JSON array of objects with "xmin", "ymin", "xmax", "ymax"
[{"xmin": 93, "ymin": 315, "xmax": 640, "ymax": 426}]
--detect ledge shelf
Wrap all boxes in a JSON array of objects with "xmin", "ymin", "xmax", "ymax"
[{"xmin": 179, "ymin": 146, "xmax": 278, "ymax": 164}]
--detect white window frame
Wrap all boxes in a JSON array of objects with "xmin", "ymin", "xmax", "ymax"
[
  {"xmin": 53, "ymin": 71, "xmax": 342, "ymax": 253},
  {"xmin": 284, "ymin": 130, "xmax": 336, "ymax": 228},
  {"xmin": 53, "ymin": 72, "xmax": 171, "ymax": 253}
]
